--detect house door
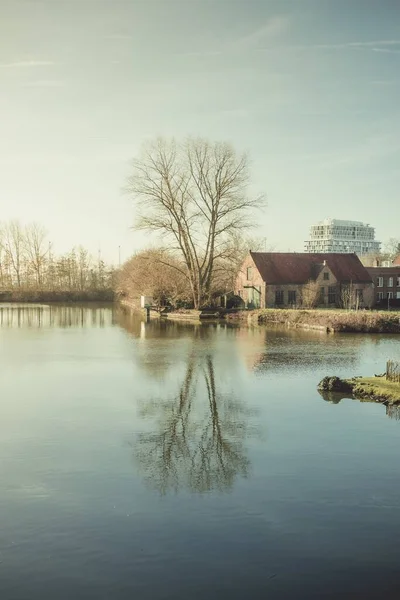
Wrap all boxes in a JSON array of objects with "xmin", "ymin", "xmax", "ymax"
[{"xmin": 247, "ymin": 286, "xmax": 261, "ymax": 309}]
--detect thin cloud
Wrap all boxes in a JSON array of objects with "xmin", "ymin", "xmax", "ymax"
[
  {"xmin": 173, "ymin": 50, "xmax": 222, "ymax": 58},
  {"xmin": 262, "ymin": 39, "xmax": 400, "ymax": 55},
  {"xmin": 347, "ymin": 40, "xmax": 400, "ymax": 48},
  {"xmin": 104, "ymin": 33, "xmax": 132, "ymax": 40},
  {"xmin": 23, "ymin": 80, "xmax": 65, "ymax": 88},
  {"xmin": 319, "ymin": 133, "xmax": 400, "ymax": 170},
  {"xmin": 372, "ymin": 47, "xmax": 400, "ymax": 54},
  {"xmin": 311, "ymin": 40, "xmax": 400, "ymax": 50},
  {"xmin": 220, "ymin": 108, "xmax": 249, "ymax": 119},
  {"xmin": 370, "ymin": 79, "xmax": 397, "ymax": 86},
  {"xmin": 0, "ymin": 59, "xmax": 55, "ymax": 68},
  {"xmin": 236, "ymin": 15, "xmax": 290, "ymax": 49}
]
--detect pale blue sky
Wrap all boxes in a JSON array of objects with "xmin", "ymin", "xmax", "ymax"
[{"xmin": 0, "ymin": 0, "xmax": 399, "ymax": 263}]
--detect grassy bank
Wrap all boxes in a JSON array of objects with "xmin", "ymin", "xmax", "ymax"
[
  {"xmin": 227, "ymin": 308, "xmax": 400, "ymax": 333},
  {"xmin": 350, "ymin": 377, "xmax": 400, "ymax": 404},
  {"xmin": 319, "ymin": 375, "xmax": 400, "ymax": 404},
  {"xmin": 0, "ymin": 290, "xmax": 115, "ymax": 303}
]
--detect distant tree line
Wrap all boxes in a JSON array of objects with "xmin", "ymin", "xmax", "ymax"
[{"xmin": 0, "ymin": 220, "xmax": 115, "ymax": 298}]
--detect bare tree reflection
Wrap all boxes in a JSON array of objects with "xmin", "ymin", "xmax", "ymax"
[
  {"xmin": 386, "ymin": 404, "xmax": 400, "ymax": 420},
  {"xmin": 133, "ymin": 344, "xmax": 254, "ymax": 494}
]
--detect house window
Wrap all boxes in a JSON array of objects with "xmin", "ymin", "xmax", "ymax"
[
  {"xmin": 388, "ymin": 277, "xmax": 393, "ymax": 287},
  {"xmin": 275, "ymin": 290, "xmax": 284, "ymax": 305},
  {"xmin": 397, "ymin": 292, "xmax": 400, "ymax": 299},
  {"xmin": 288, "ymin": 290, "xmax": 297, "ymax": 305},
  {"xmin": 319, "ymin": 287, "xmax": 325, "ymax": 302},
  {"xmin": 377, "ymin": 277, "xmax": 383, "ymax": 287},
  {"xmin": 323, "ymin": 272, "xmax": 330, "ymax": 280},
  {"xmin": 377, "ymin": 292, "xmax": 384, "ymax": 301},
  {"xmin": 387, "ymin": 292, "xmax": 393, "ymax": 299},
  {"xmin": 328, "ymin": 286, "xmax": 336, "ymax": 304},
  {"xmin": 397, "ymin": 277, "xmax": 400, "ymax": 287},
  {"xmin": 247, "ymin": 266, "xmax": 253, "ymax": 280}
]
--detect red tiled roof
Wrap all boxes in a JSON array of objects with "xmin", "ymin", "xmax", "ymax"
[
  {"xmin": 250, "ymin": 252, "xmax": 373, "ymax": 284},
  {"xmin": 367, "ymin": 267, "xmax": 400, "ymax": 276}
]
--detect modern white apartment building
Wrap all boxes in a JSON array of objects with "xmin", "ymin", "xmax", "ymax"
[{"xmin": 304, "ymin": 219, "xmax": 381, "ymax": 255}]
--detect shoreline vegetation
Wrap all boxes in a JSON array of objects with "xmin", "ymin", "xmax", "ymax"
[
  {"xmin": 318, "ymin": 376, "xmax": 400, "ymax": 405},
  {"xmin": 226, "ymin": 308, "xmax": 400, "ymax": 333},
  {"xmin": 3, "ymin": 298, "xmax": 400, "ymax": 334},
  {"xmin": 0, "ymin": 290, "xmax": 114, "ymax": 303},
  {"xmin": 0, "ymin": 220, "xmax": 115, "ymax": 303},
  {"xmin": 118, "ymin": 301, "xmax": 400, "ymax": 333}
]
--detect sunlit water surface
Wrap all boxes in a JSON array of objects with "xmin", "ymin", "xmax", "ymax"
[{"xmin": 1, "ymin": 304, "xmax": 400, "ymax": 599}]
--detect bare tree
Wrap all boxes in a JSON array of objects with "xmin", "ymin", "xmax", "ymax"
[
  {"xmin": 0, "ymin": 219, "xmax": 115, "ymax": 295},
  {"xmin": 77, "ymin": 246, "xmax": 91, "ymax": 291},
  {"xmin": 1, "ymin": 221, "xmax": 26, "ymax": 288},
  {"xmin": 0, "ymin": 228, "xmax": 9, "ymax": 288},
  {"xmin": 383, "ymin": 238, "xmax": 400, "ymax": 261},
  {"xmin": 24, "ymin": 223, "xmax": 49, "ymax": 287},
  {"xmin": 340, "ymin": 282, "xmax": 360, "ymax": 311},
  {"xmin": 117, "ymin": 248, "xmax": 191, "ymax": 307},
  {"xmin": 301, "ymin": 279, "xmax": 321, "ymax": 308},
  {"xmin": 127, "ymin": 138, "xmax": 264, "ymax": 308},
  {"xmin": 211, "ymin": 234, "xmax": 267, "ymax": 298}
]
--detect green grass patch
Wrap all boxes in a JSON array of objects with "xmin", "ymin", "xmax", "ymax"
[{"xmin": 349, "ymin": 377, "xmax": 400, "ymax": 403}]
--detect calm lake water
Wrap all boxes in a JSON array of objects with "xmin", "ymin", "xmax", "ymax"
[{"xmin": 1, "ymin": 304, "xmax": 400, "ymax": 600}]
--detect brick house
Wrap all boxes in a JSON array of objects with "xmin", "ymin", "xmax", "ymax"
[
  {"xmin": 235, "ymin": 252, "xmax": 374, "ymax": 309},
  {"xmin": 366, "ymin": 266, "xmax": 400, "ymax": 307}
]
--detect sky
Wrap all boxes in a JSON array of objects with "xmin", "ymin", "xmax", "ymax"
[{"xmin": 0, "ymin": 0, "xmax": 399, "ymax": 264}]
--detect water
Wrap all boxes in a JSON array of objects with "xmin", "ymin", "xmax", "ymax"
[{"xmin": 1, "ymin": 304, "xmax": 400, "ymax": 600}]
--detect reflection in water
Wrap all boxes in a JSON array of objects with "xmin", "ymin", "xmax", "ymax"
[
  {"xmin": 233, "ymin": 326, "xmax": 364, "ymax": 373},
  {"xmin": 116, "ymin": 305, "xmax": 222, "ymax": 340},
  {"xmin": 318, "ymin": 389, "xmax": 352, "ymax": 405},
  {"xmin": 386, "ymin": 404, "xmax": 400, "ymax": 420},
  {"xmin": 129, "ymin": 328, "xmax": 256, "ymax": 495},
  {"xmin": 0, "ymin": 303, "xmax": 115, "ymax": 329},
  {"xmin": 319, "ymin": 389, "xmax": 400, "ymax": 421}
]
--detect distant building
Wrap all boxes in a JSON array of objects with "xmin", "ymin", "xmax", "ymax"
[
  {"xmin": 366, "ymin": 266, "xmax": 400, "ymax": 307},
  {"xmin": 235, "ymin": 252, "xmax": 374, "ymax": 309},
  {"xmin": 304, "ymin": 219, "xmax": 381, "ymax": 255},
  {"xmin": 360, "ymin": 255, "xmax": 392, "ymax": 268}
]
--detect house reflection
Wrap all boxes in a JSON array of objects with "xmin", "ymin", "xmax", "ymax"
[
  {"xmin": 129, "ymin": 330, "xmax": 256, "ymax": 495},
  {"xmin": 233, "ymin": 326, "xmax": 363, "ymax": 373}
]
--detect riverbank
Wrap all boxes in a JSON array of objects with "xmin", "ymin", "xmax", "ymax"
[
  {"xmin": 117, "ymin": 301, "xmax": 400, "ymax": 333},
  {"xmin": 118, "ymin": 300, "xmax": 223, "ymax": 322},
  {"xmin": 0, "ymin": 290, "xmax": 115, "ymax": 303},
  {"xmin": 318, "ymin": 376, "xmax": 400, "ymax": 404},
  {"xmin": 226, "ymin": 308, "xmax": 400, "ymax": 333}
]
